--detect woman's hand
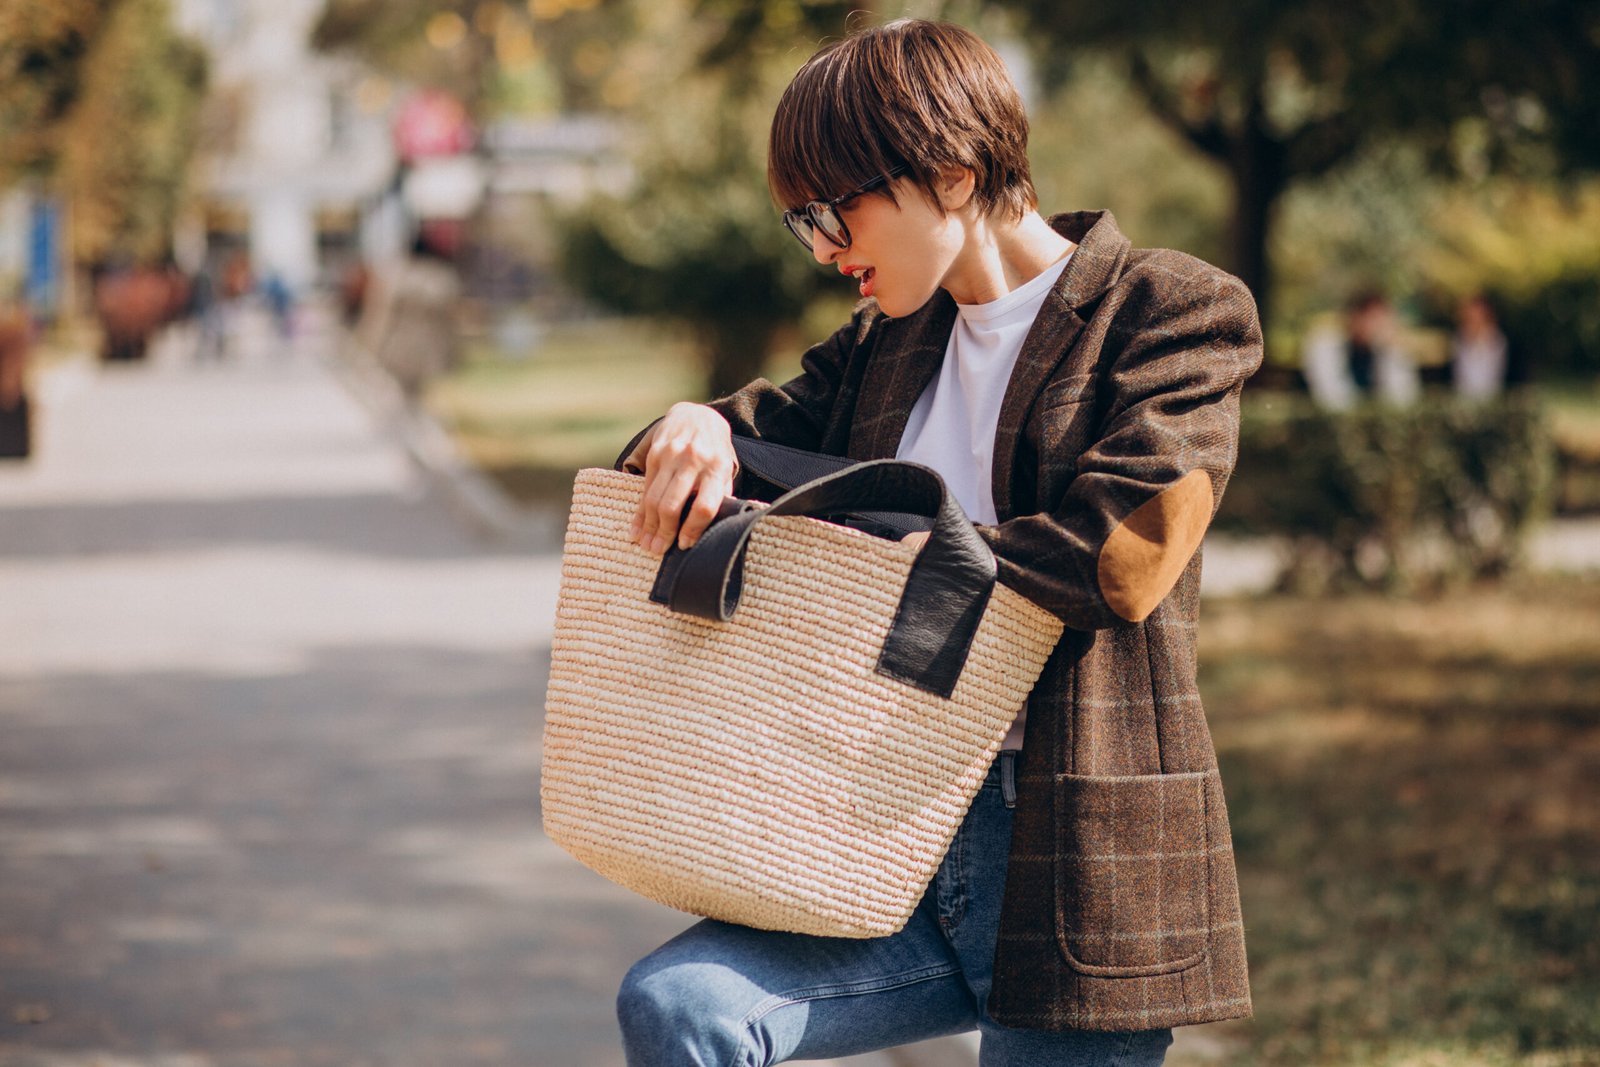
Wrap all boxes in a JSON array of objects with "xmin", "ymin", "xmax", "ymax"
[
  {"xmin": 901, "ymin": 531, "xmax": 930, "ymax": 550},
  {"xmin": 624, "ymin": 402, "xmax": 738, "ymax": 554}
]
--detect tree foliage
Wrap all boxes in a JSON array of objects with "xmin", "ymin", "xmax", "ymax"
[
  {"xmin": 55, "ymin": 0, "xmax": 206, "ymax": 265},
  {"xmin": 0, "ymin": 0, "xmax": 206, "ymax": 266},
  {"xmin": 1418, "ymin": 179, "xmax": 1600, "ymax": 382},
  {"xmin": 555, "ymin": 0, "xmax": 874, "ymax": 398},
  {"xmin": 1027, "ymin": 55, "xmax": 1230, "ymax": 267},
  {"xmin": 1001, "ymin": 0, "xmax": 1600, "ymax": 319},
  {"xmin": 313, "ymin": 0, "xmax": 627, "ymax": 117},
  {"xmin": 0, "ymin": 0, "xmax": 113, "ymax": 181}
]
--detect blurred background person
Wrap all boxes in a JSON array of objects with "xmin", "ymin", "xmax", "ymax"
[
  {"xmin": 359, "ymin": 229, "xmax": 461, "ymax": 403},
  {"xmin": 1303, "ymin": 288, "xmax": 1421, "ymax": 410},
  {"xmin": 186, "ymin": 258, "xmax": 227, "ymax": 365},
  {"xmin": 261, "ymin": 269, "xmax": 295, "ymax": 346},
  {"xmin": 1450, "ymin": 291, "xmax": 1509, "ymax": 401}
]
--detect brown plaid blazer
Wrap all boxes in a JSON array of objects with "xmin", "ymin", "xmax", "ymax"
[{"xmin": 635, "ymin": 210, "xmax": 1260, "ymax": 1031}]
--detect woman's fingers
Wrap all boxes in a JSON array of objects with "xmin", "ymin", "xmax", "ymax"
[
  {"xmin": 625, "ymin": 424, "xmax": 661, "ymax": 543},
  {"xmin": 677, "ymin": 467, "xmax": 735, "ymax": 549},
  {"xmin": 626, "ymin": 403, "xmax": 737, "ymax": 553},
  {"xmin": 639, "ymin": 464, "xmax": 699, "ymax": 553},
  {"xmin": 633, "ymin": 429, "xmax": 690, "ymax": 547},
  {"xmin": 631, "ymin": 463, "xmax": 659, "ymax": 546}
]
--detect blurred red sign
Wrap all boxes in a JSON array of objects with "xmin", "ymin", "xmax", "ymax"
[{"xmin": 393, "ymin": 90, "xmax": 474, "ymax": 161}]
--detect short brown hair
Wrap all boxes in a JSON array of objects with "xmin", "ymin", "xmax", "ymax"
[{"xmin": 767, "ymin": 19, "xmax": 1037, "ymax": 223}]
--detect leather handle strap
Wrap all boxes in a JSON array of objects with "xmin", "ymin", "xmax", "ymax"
[
  {"xmin": 653, "ymin": 459, "xmax": 996, "ymax": 698},
  {"xmin": 612, "ymin": 427, "xmax": 932, "ymax": 536},
  {"xmin": 729, "ymin": 437, "xmax": 931, "ymax": 536}
]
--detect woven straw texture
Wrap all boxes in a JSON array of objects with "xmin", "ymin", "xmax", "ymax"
[{"xmin": 541, "ymin": 468, "xmax": 1064, "ymax": 938}]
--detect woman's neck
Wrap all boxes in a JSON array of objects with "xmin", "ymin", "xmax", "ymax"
[{"xmin": 941, "ymin": 209, "xmax": 1075, "ymax": 306}]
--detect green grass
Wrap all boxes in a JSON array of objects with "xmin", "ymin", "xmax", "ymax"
[
  {"xmin": 424, "ymin": 319, "xmax": 703, "ymax": 504},
  {"xmin": 1186, "ymin": 573, "xmax": 1600, "ymax": 1066},
  {"xmin": 424, "ymin": 317, "xmax": 810, "ymax": 506},
  {"xmin": 1539, "ymin": 380, "xmax": 1600, "ymax": 513},
  {"xmin": 1544, "ymin": 379, "xmax": 1600, "ymax": 457}
]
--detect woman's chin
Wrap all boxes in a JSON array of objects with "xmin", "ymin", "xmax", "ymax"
[{"xmin": 875, "ymin": 288, "xmax": 938, "ymax": 319}]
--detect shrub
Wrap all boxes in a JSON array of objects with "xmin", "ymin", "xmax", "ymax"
[{"xmin": 1217, "ymin": 390, "xmax": 1556, "ymax": 592}]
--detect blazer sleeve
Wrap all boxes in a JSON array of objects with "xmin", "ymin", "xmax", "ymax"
[{"xmin": 975, "ymin": 266, "xmax": 1264, "ymax": 631}]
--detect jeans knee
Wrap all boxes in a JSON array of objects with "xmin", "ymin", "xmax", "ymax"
[
  {"xmin": 616, "ymin": 957, "xmax": 670, "ymax": 1043},
  {"xmin": 617, "ymin": 955, "xmax": 760, "ymax": 1067}
]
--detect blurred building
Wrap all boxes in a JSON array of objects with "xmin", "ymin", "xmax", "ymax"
[{"xmin": 174, "ymin": 0, "xmax": 400, "ymax": 291}]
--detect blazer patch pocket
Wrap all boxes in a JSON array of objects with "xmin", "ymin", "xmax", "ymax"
[{"xmin": 1054, "ymin": 770, "xmax": 1213, "ymax": 978}]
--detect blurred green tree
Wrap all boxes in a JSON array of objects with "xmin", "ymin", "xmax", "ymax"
[
  {"xmin": 0, "ymin": 0, "xmax": 114, "ymax": 181},
  {"xmin": 1, "ymin": 0, "xmax": 206, "ymax": 266},
  {"xmin": 564, "ymin": 2, "xmax": 1041, "ymax": 398},
  {"xmin": 555, "ymin": 0, "xmax": 878, "ymax": 398},
  {"xmin": 998, "ymin": 0, "xmax": 1600, "ymax": 321},
  {"xmin": 1027, "ymin": 55, "xmax": 1231, "ymax": 269},
  {"xmin": 55, "ymin": 0, "xmax": 206, "ymax": 265},
  {"xmin": 313, "ymin": 0, "xmax": 629, "ymax": 118},
  {"xmin": 1418, "ymin": 179, "xmax": 1600, "ymax": 382}
]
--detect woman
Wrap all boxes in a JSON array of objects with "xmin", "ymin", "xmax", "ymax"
[{"xmin": 616, "ymin": 19, "xmax": 1261, "ymax": 1066}]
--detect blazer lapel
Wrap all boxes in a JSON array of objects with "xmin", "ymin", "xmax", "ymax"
[
  {"xmin": 990, "ymin": 211, "xmax": 1132, "ymax": 520},
  {"xmin": 848, "ymin": 291, "xmax": 957, "ymax": 460}
]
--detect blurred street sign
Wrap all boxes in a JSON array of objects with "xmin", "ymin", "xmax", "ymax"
[{"xmin": 393, "ymin": 90, "xmax": 474, "ymax": 162}]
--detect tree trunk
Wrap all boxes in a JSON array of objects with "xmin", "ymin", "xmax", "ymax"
[
  {"xmin": 701, "ymin": 319, "xmax": 777, "ymax": 400},
  {"xmin": 1226, "ymin": 105, "xmax": 1288, "ymax": 327}
]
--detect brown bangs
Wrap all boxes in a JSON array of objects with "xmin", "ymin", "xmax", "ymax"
[
  {"xmin": 766, "ymin": 39, "xmax": 907, "ymax": 212},
  {"xmin": 767, "ymin": 20, "xmax": 1036, "ymax": 221}
]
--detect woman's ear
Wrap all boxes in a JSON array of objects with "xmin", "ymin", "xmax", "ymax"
[{"xmin": 936, "ymin": 166, "xmax": 977, "ymax": 212}]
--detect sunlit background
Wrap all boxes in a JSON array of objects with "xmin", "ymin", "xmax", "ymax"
[{"xmin": 1, "ymin": 1, "xmax": 1597, "ymax": 1065}]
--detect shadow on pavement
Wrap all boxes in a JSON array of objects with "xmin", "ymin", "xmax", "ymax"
[
  {"xmin": 0, "ymin": 490, "xmax": 560, "ymax": 564},
  {"xmin": 0, "ymin": 643, "xmax": 690, "ymax": 1067}
]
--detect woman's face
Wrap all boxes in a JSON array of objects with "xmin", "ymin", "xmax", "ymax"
[{"xmin": 808, "ymin": 175, "xmax": 966, "ymax": 318}]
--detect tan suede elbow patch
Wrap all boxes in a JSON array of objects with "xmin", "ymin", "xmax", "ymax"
[{"xmin": 1097, "ymin": 469, "xmax": 1215, "ymax": 622}]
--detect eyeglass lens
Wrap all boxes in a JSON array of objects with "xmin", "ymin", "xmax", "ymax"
[
  {"xmin": 786, "ymin": 205, "xmax": 847, "ymax": 252},
  {"xmin": 784, "ymin": 213, "xmax": 816, "ymax": 250},
  {"xmin": 784, "ymin": 165, "xmax": 904, "ymax": 252}
]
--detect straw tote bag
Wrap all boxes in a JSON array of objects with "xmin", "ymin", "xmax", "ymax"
[{"xmin": 540, "ymin": 455, "xmax": 1064, "ymax": 938}]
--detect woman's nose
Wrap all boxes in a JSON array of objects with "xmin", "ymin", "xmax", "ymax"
[{"xmin": 811, "ymin": 229, "xmax": 844, "ymax": 265}]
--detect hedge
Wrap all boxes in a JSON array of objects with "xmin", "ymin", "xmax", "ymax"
[{"xmin": 1217, "ymin": 390, "xmax": 1557, "ymax": 592}]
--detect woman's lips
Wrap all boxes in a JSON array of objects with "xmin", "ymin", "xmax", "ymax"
[{"xmin": 841, "ymin": 264, "xmax": 876, "ymax": 298}]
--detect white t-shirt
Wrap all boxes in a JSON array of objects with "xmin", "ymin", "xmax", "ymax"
[
  {"xmin": 1452, "ymin": 331, "xmax": 1508, "ymax": 400},
  {"xmin": 895, "ymin": 250, "xmax": 1073, "ymax": 750}
]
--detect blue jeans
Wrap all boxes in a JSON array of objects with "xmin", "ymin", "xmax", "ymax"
[{"xmin": 617, "ymin": 752, "xmax": 1174, "ymax": 1066}]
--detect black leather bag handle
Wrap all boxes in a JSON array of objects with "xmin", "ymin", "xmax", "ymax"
[
  {"xmin": 649, "ymin": 459, "xmax": 996, "ymax": 698},
  {"xmin": 728, "ymin": 437, "xmax": 932, "ymax": 537},
  {"xmin": 613, "ymin": 420, "xmax": 852, "ymax": 487},
  {"xmin": 612, "ymin": 426, "xmax": 932, "ymax": 537}
]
